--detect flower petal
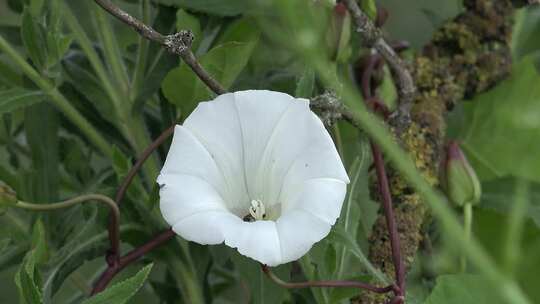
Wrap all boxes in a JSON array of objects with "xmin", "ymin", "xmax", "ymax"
[
  {"xmin": 281, "ymin": 177, "xmax": 347, "ymax": 225},
  {"xmin": 223, "ymin": 220, "xmax": 282, "ymax": 266},
  {"xmin": 183, "ymin": 93, "xmax": 249, "ymax": 212},
  {"xmin": 233, "ymin": 90, "xmax": 295, "ymax": 196},
  {"xmin": 276, "ymin": 209, "xmax": 332, "ymax": 263},
  {"xmin": 255, "ymin": 98, "xmax": 349, "ymax": 206},
  {"xmin": 159, "ymin": 174, "xmax": 227, "ymax": 226},
  {"xmin": 172, "ymin": 211, "xmax": 241, "ymax": 244}
]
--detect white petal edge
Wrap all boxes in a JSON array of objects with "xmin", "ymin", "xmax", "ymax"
[
  {"xmin": 223, "ymin": 220, "xmax": 282, "ymax": 266},
  {"xmin": 281, "ymin": 177, "xmax": 347, "ymax": 225},
  {"xmin": 183, "ymin": 93, "xmax": 249, "ymax": 212},
  {"xmin": 159, "ymin": 174, "xmax": 228, "ymax": 226},
  {"xmin": 158, "ymin": 125, "xmax": 229, "ymax": 202}
]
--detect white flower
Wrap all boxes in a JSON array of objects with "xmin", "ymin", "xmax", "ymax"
[{"xmin": 157, "ymin": 90, "xmax": 350, "ymax": 266}]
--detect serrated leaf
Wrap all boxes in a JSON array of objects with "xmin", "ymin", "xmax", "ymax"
[
  {"xmin": 0, "ymin": 88, "xmax": 45, "ymax": 115},
  {"xmin": 81, "ymin": 264, "xmax": 154, "ymax": 304}
]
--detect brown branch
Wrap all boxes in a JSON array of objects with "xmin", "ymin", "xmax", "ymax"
[
  {"xmin": 342, "ymin": 0, "xmax": 415, "ymax": 121},
  {"xmin": 261, "ymin": 265, "xmax": 396, "ymax": 295},
  {"xmin": 92, "ymin": 0, "xmax": 226, "ymax": 95}
]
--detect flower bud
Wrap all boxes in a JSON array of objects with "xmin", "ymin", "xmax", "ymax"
[
  {"xmin": 443, "ymin": 141, "xmax": 481, "ymax": 207},
  {"xmin": 0, "ymin": 182, "xmax": 17, "ymax": 213}
]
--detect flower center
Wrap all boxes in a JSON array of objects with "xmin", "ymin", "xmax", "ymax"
[{"xmin": 248, "ymin": 199, "xmax": 266, "ymax": 221}]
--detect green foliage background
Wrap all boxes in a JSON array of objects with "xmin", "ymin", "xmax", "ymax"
[{"xmin": 0, "ymin": 0, "xmax": 540, "ymax": 303}]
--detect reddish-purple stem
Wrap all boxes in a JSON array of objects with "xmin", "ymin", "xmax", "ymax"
[
  {"xmin": 92, "ymin": 229, "xmax": 175, "ymax": 295},
  {"xmin": 106, "ymin": 124, "xmax": 175, "ymax": 263},
  {"xmin": 370, "ymin": 142, "xmax": 405, "ymax": 296},
  {"xmin": 360, "ymin": 42, "xmax": 408, "ymax": 299}
]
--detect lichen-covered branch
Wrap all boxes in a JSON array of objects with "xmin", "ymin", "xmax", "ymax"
[{"xmin": 356, "ymin": 0, "xmax": 524, "ymax": 303}]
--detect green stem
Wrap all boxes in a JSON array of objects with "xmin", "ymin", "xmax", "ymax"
[
  {"xmin": 61, "ymin": 2, "xmax": 124, "ymax": 114},
  {"xmin": 130, "ymin": 0, "xmax": 151, "ymax": 102},
  {"xmin": 0, "ymin": 35, "xmax": 112, "ymax": 156},
  {"xmin": 166, "ymin": 253, "xmax": 205, "ymax": 304},
  {"xmin": 503, "ymin": 181, "xmax": 529, "ymax": 276},
  {"xmin": 461, "ymin": 203, "xmax": 473, "ymax": 272},
  {"xmin": 92, "ymin": 5, "xmax": 130, "ymax": 97},
  {"xmin": 62, "ymin": 2, "xmax": 158, "ymax": 180},
  {"xmin": 16, "ymin": 194, "xmax": 119, "ymax": 219},
  {"xmin": 16, "ymin": 193, "xmax": 121, "ymax": 257}
]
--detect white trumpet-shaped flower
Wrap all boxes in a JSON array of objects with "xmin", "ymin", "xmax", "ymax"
[{"xmin": 157, "ymin": 90, "xmax": 350, "ymax": 266}]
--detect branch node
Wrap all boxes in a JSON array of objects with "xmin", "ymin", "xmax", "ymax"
[
  {"xmin": 310, "ymin": 92, "xmax": 345, "ymax": 126},
  {"xmin": 164, "ymin": 30, "xmax": 194, "ymax": 55}
]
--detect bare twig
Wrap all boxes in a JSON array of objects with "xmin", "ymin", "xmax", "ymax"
[
  {"xmin": 343, "ymin": 0, "xmax": 415, "ymax": 123},
  {"xmin": 92, "ymin": 0, "xmax": 226, "ymax": 95},
  {"xmin": 261, "ymin": 265, "xmax": 396, "ymax": 295}
]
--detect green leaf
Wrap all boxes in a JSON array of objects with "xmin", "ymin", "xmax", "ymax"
[
  {"xmin": 15, "ymin": 252, "xmax": 43, "ymax": 304},
  {"xmin": 30, "ymin": 219, "xmax": 48, "ymax": 265},
  {"xmin": 15, "ymin": 220, "xmax": 48, "ymax": 304},
  {"xmin": 154, "ymin": 0, "xmax": 252, "ymax": 16},
  {"xmin": 230, "ymin": 252, "xmax": 290, "ymax": 304},
  {"xmin": 0, "ymin": 88, "xmax": 45, "ymax": 115},
  {"xmin": 0, "ymin": 60, "xmax": 22, "ymax": 87},
  {"xmin": 360, "ymin": 0, "xmax": 377, "ymax": 21},
  {"xmin": 62, "ymin": 59, "xmax": 118, "ymax": 125},
  {"xmin": 456, "ymin": 56, "xmax": 540, "ymax": 183},
  {"xmin": 479, "ymin": 177, "xmax": 540, "ymax": 228},
  {"xmin": 162, "ymin": 33, "xmax": 258, "ymax": 114},
  {"xmin": 512, "ymin": 7, "xmax": 540, "ymax": 60},
  {"xmin": 81, "ymin": 263, "xmax": 154, "ymax": 304},
  {"xmin": 21, "ymin": 7, "xmax": 48, "ymax": 70},
  {"xmin": 424, "ymin": 275, "xmax": 502, "ymax": 304},
  {"xmin": 24, "ymin": 102, "xmax": 59, "ymax": 203},
  {"xmin": 111, "ymin": 146, "xmax": 147, "ymax": 204},
  {"xmin": 295, "ymin": 68, "xmax": 315, "ymax": 98}
]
